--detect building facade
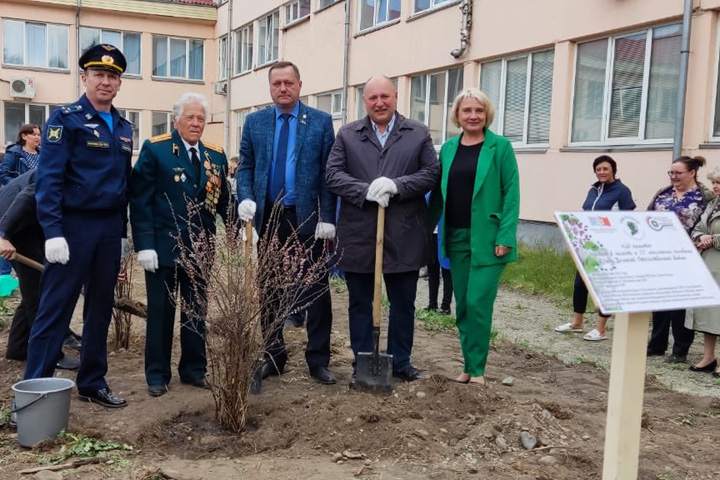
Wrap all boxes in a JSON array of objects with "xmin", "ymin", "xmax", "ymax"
[{"xmin": 4, "ymin": 0, "xmax": 720, "ymax": 225}]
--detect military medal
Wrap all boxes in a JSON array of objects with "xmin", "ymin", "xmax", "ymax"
[
  {"xmin": 181, "ymin": 173, "xmax": 187, "ymax": 182},
  {"xmin": 174, "ymin": 174, "xmax": 180, "ymax": 182}
]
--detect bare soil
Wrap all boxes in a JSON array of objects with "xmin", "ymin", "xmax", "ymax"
[{"xmin": 0, "ymin": 277, "xmax": 719, "ymax": 479}]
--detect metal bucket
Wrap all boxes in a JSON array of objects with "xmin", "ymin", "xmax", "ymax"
[{"xmin": 11, "ymin": 377, "xmax": 75, "ymax": 447}]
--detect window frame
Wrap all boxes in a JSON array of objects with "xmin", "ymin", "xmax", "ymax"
[
  {"xmin": 235, "ymin": 108, "xmax": 251, "ymax": 156},
  {"xmin": 569, "ymin": 25, "xmax": 680, "ymax": 146},
  {"xmin": 413, "ymin": 0, "xmax": 452, "ymax": 14},
  {"xmin": 152, "ymin": 35, "xmax": 205, "ymax": 81},
  {"xmin": 116, "ymin": 109, "xmax": 141, "ymax": 152},
  {"xmin": 79, "ymin": 27, "xmax": 141, "ymax": 76},
  {"xmin": 318, "ymin": 0, "xmax": 342, "ymax": 11},
  {"xmin": 480, "ymin": 49, "xmax": 554, "ymax": 147},
  {"xmin": 286, "ymin": 0, "xmax": 311, "ymax": 25},
  {"xmin": 3, "ymin": 102, "xmax": 59, "ymax": 147},
  {"xmin": 218, "ymin": 35, "xmax": 228, "ymax": 80},
  {"xmin": 316, "ymin": 90, "xmax": 344, "ymax": 119},
  {"xmin": 358, "ymin": 0, "xmax": 401, "ymax": 33},
  {"xmin": 233, "ymin": 24, "xmax": 254, "ymax": 75},
  {"xmin": 709, "ymin": 18, "xmax": 720, "ymax": 142},
  {"xmin": 257, "ymin": 11, "xmax": 280, "ymax": 67},
  {"xmin": 410, "ymin": 68, "xmax": 463, "ymax": 147},
  {"xmin": 2, "ymin": 19, "xmax": 70, "ymax": 71},
  {"xmin": 151, "ymin": 111, "xmax": 173, "ymax": 137}
]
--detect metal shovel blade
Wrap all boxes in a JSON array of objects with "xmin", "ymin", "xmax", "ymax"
[{"xmin": 356, "ymin": 329, "xmax": 393, "ymax": 393}]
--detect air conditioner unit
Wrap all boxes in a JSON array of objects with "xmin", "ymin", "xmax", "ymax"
[
  {"xmin": 214, "ymin": 80, "xmax": 228, "ymax": 95},
  {"xmin": 10, "ymin": 77, "xmax": 35, "ymax": 99}
]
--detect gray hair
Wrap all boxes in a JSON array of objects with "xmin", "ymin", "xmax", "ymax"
[
  {"xmin": 707, "ymin": 166, "xmax": 720, "ymax": 181},
  {"xmin": 172, "ymin": 93, "xmax": 210, "ymax": 122}
]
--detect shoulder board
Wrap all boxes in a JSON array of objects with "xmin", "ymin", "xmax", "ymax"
[
  {"xmin": 150, "ymin": 133, "xmax": 172, "ymax": 143},
  {"xmin": 61, "ymin": 105, "xmax": 83, "ymax": 115},
  {"xmin": 203, "ymin": 142, "xmax": 224, "ymax": 154}
]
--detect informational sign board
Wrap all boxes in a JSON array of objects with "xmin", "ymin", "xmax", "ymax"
[{"xmin": 555, "ymin": 211, "xmax": 720, "ymax": 314}]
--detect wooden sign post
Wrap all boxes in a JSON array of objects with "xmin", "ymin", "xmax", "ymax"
[{"xmin": 555, "ymin": 211, "xmax": 720, "ymax": 480}]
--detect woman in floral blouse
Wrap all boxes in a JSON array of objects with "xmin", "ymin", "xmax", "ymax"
[{"xmin": 647, "ymin": 156, "xmax": 715, "ymax": 363}]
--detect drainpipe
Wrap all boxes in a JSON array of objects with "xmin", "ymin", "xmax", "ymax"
[
  {"xmin": 76, "ymin": 0, "xmax": 82, "ymax": 98},
  {"xmin": 340, "ymin": 0, "xmax": 351, "ymax": 125},
  {"xmin": 224, "ymin": 0, "xmax": 233, "ymax": 154},
  {"xmin": 672, "ymin": 0, "xmax": 693, "ymax": 160},
  {"xmin": 450, "ymin": 0, "xmax": 472, "ymax": 59}
]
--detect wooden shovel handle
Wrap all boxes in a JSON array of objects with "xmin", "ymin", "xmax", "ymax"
[
  {"xmin": 372, "ymin": 206, "xmax": 385, "ymax": 329},
  {"xmin": 244, "ymin": 221, "xmax": 253, "ymax": 261},
  {"xmin": 13, "ymin": 253, "xmax": 44, "ymax": 272}
]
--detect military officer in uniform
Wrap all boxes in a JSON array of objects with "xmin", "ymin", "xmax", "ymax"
[
  {"xmin": 25, "ymin": 44, "xmax": 133, "ymax": 408},
  {"xmin": 129, "ymin": 93, "xmax": 230, "ymax": 397}
]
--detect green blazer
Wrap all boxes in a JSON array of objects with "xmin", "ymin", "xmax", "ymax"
[
  {"xmin": 129, "ymin": 129, "xmax": 230, "ymax": 268},
  {"xmin": 430, "ymin": 129, "xmax": 520, "ymax": 266}
]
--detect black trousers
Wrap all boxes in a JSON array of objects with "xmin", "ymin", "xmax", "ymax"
[
  {"xmin": 427, "ymin": 233, "xmax": 453, "ymax": 310},
  {"xmin": 260, "ymin": 207, "xmax": 332, "ymax": 371},
  {"xmin": 345, "ymin": 270, "xmax": 418, "ymax": 372},
  {"xmin": 5, "ymin": 235, "xmax": 43, "ymax": 360},
  {"xmin": 573, "ymin": 271, "xmax": 610, "ymax": 317},
  {"xmin": 648, "ymin": 309, "xmax": 694, "ymax": 356}
]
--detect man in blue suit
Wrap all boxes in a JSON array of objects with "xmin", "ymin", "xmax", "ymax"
[{"xmin": 237, "ymin": 61, "xmax": 337, "ymax": 385}]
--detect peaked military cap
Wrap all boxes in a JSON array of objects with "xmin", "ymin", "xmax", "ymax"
[{"xmin": 79, "ymin": 44, "xmax": 127, "ymax": 75}]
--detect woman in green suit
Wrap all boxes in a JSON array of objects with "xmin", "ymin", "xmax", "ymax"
[{"xmin": 430, "ymin": 88, "xmax": 520, "ymax": 386}]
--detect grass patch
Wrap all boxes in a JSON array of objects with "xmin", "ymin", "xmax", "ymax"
[
  {"xmin": 416, "ymin": 309, "xmax": 456, "ymax": 332},
  {"xmin": 329, "ymin": 276, "xmax": 347, "ymax": 294},
  {"xmin": 501, "ymin": 243, "xmax": 578, "ymax": 310},
  {"xmin": 0, "ymin": 405, "xmax": 10, "ymax": 427},
  {"xmin": 43, "ymin": 431, "xmax": 133, "ymax": 466}
]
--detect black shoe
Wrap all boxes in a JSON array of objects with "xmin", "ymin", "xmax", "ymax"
[
  {"xmin": 261, "ymin": 361, "xmax": 284, "ymax": 380},
  {"xmin": 713, "ymin": 371, "xmax": 720, "ymax": 378},
  {"xmin": 646, "ymin": 349, "xmax": 665, "ymax": 357},
  {"xmin": 664, "ymin": 354, "xmax": 687, "ymax": 364},
  {"xmin": 309, "ymin": 366, "xmax": 336, "ymax": 385},
  {"xmin": 78, "ymin": 388, "xmax": 127, "ymax": 408},
  {"xmin": 393, "ymin": 365, "xmax": 422, "ymax": 382},
  {"xmin": 689, "ymin": 359, "xmax": 717, "ymax": 372},
  {"xmin": 284, "ymin": 313, "xmax": 305, "ymax": 328},
  {"xmin": 181, "ymin": 377, "xmax": 210, "ymax": 389},
  {"xmin": 440, "ymin": 306, "xmax": 452, "ymax": 315},
  {"xmin": 56, "ymin": 355, "xmax": 80, "ymax": 371},
  {"xmin": 63, "ymin": 334, "xmax": 82, "ymax": 352},
  {"xmin": 148, "ymin": 384, "xmax": 168, "ymax": 397},
  {"xmin": 425, "ymin": 305, "xmax": 438, "ymax": 312},
  {"xmin": 349, "ymin": 373, "xmax": 358, "ymax": 389}
]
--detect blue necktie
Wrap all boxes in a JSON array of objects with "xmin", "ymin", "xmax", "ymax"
[{"xmin": 271, "ymin": 113, "xmax": 291, "ymax": 203}]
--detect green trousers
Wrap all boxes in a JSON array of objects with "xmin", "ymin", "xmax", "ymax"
[{"xmin": 446, "ymin": 228, "xmax": 506, "ymax": 377}]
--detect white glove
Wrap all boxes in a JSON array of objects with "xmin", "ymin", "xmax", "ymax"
[
  {"xmin": 368, "ymin": 177, "xmax": 398, "ymax": 198},
  {"xmin": 121, "ymin": 238, "xmax": 131, "ymax": 260},
  {"xmin": 315, "ymin": 222, "xmax": 336, "ymax": 240},
  {"xmin": 242, "ymin": 227, "xmax": 259, "ymax": 246},
  {"xmin": 237, "ymin": 199, "xmax": 257, "ymax": 222},
  {"xmin": 138, "ymin": 249, "xmax": 159, "ymax": 273},
  {"xmin": 45, "ymin": 237, "xmax": 70, "ymax": 264},
  {"xmin": 365, "ymin": 189, "xmax": 390, "ymax": 208}
]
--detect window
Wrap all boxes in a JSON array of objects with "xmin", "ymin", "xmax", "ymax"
[
  {"xmin": 116, "ymin": 110, "xmax": 140, "ymax": 150},
  {"xmin": 2, "ymin": 20, "xmax": 69, "ymax": 69},
  {"xmin": 410, "ymin": 68, "xmax": 463, "ymax": 145},
  {"xmin": 414, "ymin": 0, "xmax": 450, "ymax": 13},
  {"xmin": 316, "ymin": 91, "xmax": 343, "ymax": 118},
  {"xmin": 235, "ymin": 108, "xmax": 250, "ymax": 155},
  {"xmin": 319, "ymin": 0, "xmax": 342, "ymax": 8},
  {"xmin": 286, "ymin": 0, "xmax": 311, "ymax": 24},
  {"xmin": 79, "ymin": 28, "xmax": 141, "ymax": 75},
  {"xmin": 152, "ymin": 111, "xmax": 172, "ymax": 137},
  {"xmin": 356, "ymin": 86, "xmax": 366, "ymax": 119},
  {"xmin": 152, "ymin": 36, "xmax": 204, "ymax": 80},
  {"xmin": 258, "ymin": 11, "xmax": 280, "ymax": 66},
  {"xmin": 571, "ymin": 24, "xmax": 681, "ymax": 144},
  {"xmin": 4, "ymin": 102, "xmax": 58, "ymax": 146},
  {"xmin": 233, "ymin": 24, "xmax": 253, "ymax": 74},
  {"xmin": 218, "ymin": 36, "xmax": 228, "ymax": 80},
  {"xmin": 480, "ymin": 50, "xmax": 554, "ymax": 145},
  {"xmin": 359, "ymin": 0, "xmax": 401, "ymax": 31}
]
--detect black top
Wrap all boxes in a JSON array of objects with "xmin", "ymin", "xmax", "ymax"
[{"xmin": 446, "ymin": 141, "xmax": 483, "ymax": 229}]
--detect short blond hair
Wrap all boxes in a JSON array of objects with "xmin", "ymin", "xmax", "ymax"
[
  {"xmin": 707, "ymin": 166, "xmax": 720, "ymax": 181},
  {"xmin": 449, "ymin": 88, "xmax": 495, "ymax": 129}
]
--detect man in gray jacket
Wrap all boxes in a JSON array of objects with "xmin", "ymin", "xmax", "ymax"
[{"xmin": 326, "ymin": 75, "xmax": 439, "ymax": 386}]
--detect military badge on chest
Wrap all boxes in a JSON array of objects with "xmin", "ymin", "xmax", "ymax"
[{"xmin": 203, "ymin": 151, "xmax": 222, "ymax": 215}]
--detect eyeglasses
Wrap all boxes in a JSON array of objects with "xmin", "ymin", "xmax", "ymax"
[{"xmin": 667, "ymin": 170, "xmax": 690, "ymax": 177}]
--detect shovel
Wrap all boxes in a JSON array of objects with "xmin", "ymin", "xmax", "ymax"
[
  {"xmin": 13, "ymin": 253, "xmax": 148, "ymax": 318},
  {"xmin": 356, "ymin": 206, "xmax": 393, "ymax": 393}
]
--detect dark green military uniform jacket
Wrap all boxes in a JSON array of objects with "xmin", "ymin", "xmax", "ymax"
[{"xmin": 129, "ymin": 129, "xmax": 230, "ymax": 267}]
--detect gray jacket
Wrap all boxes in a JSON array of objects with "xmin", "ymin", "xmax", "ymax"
[{"xmin": 326, "ymin": 114, "xmax": 440, "ymax": 273}]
